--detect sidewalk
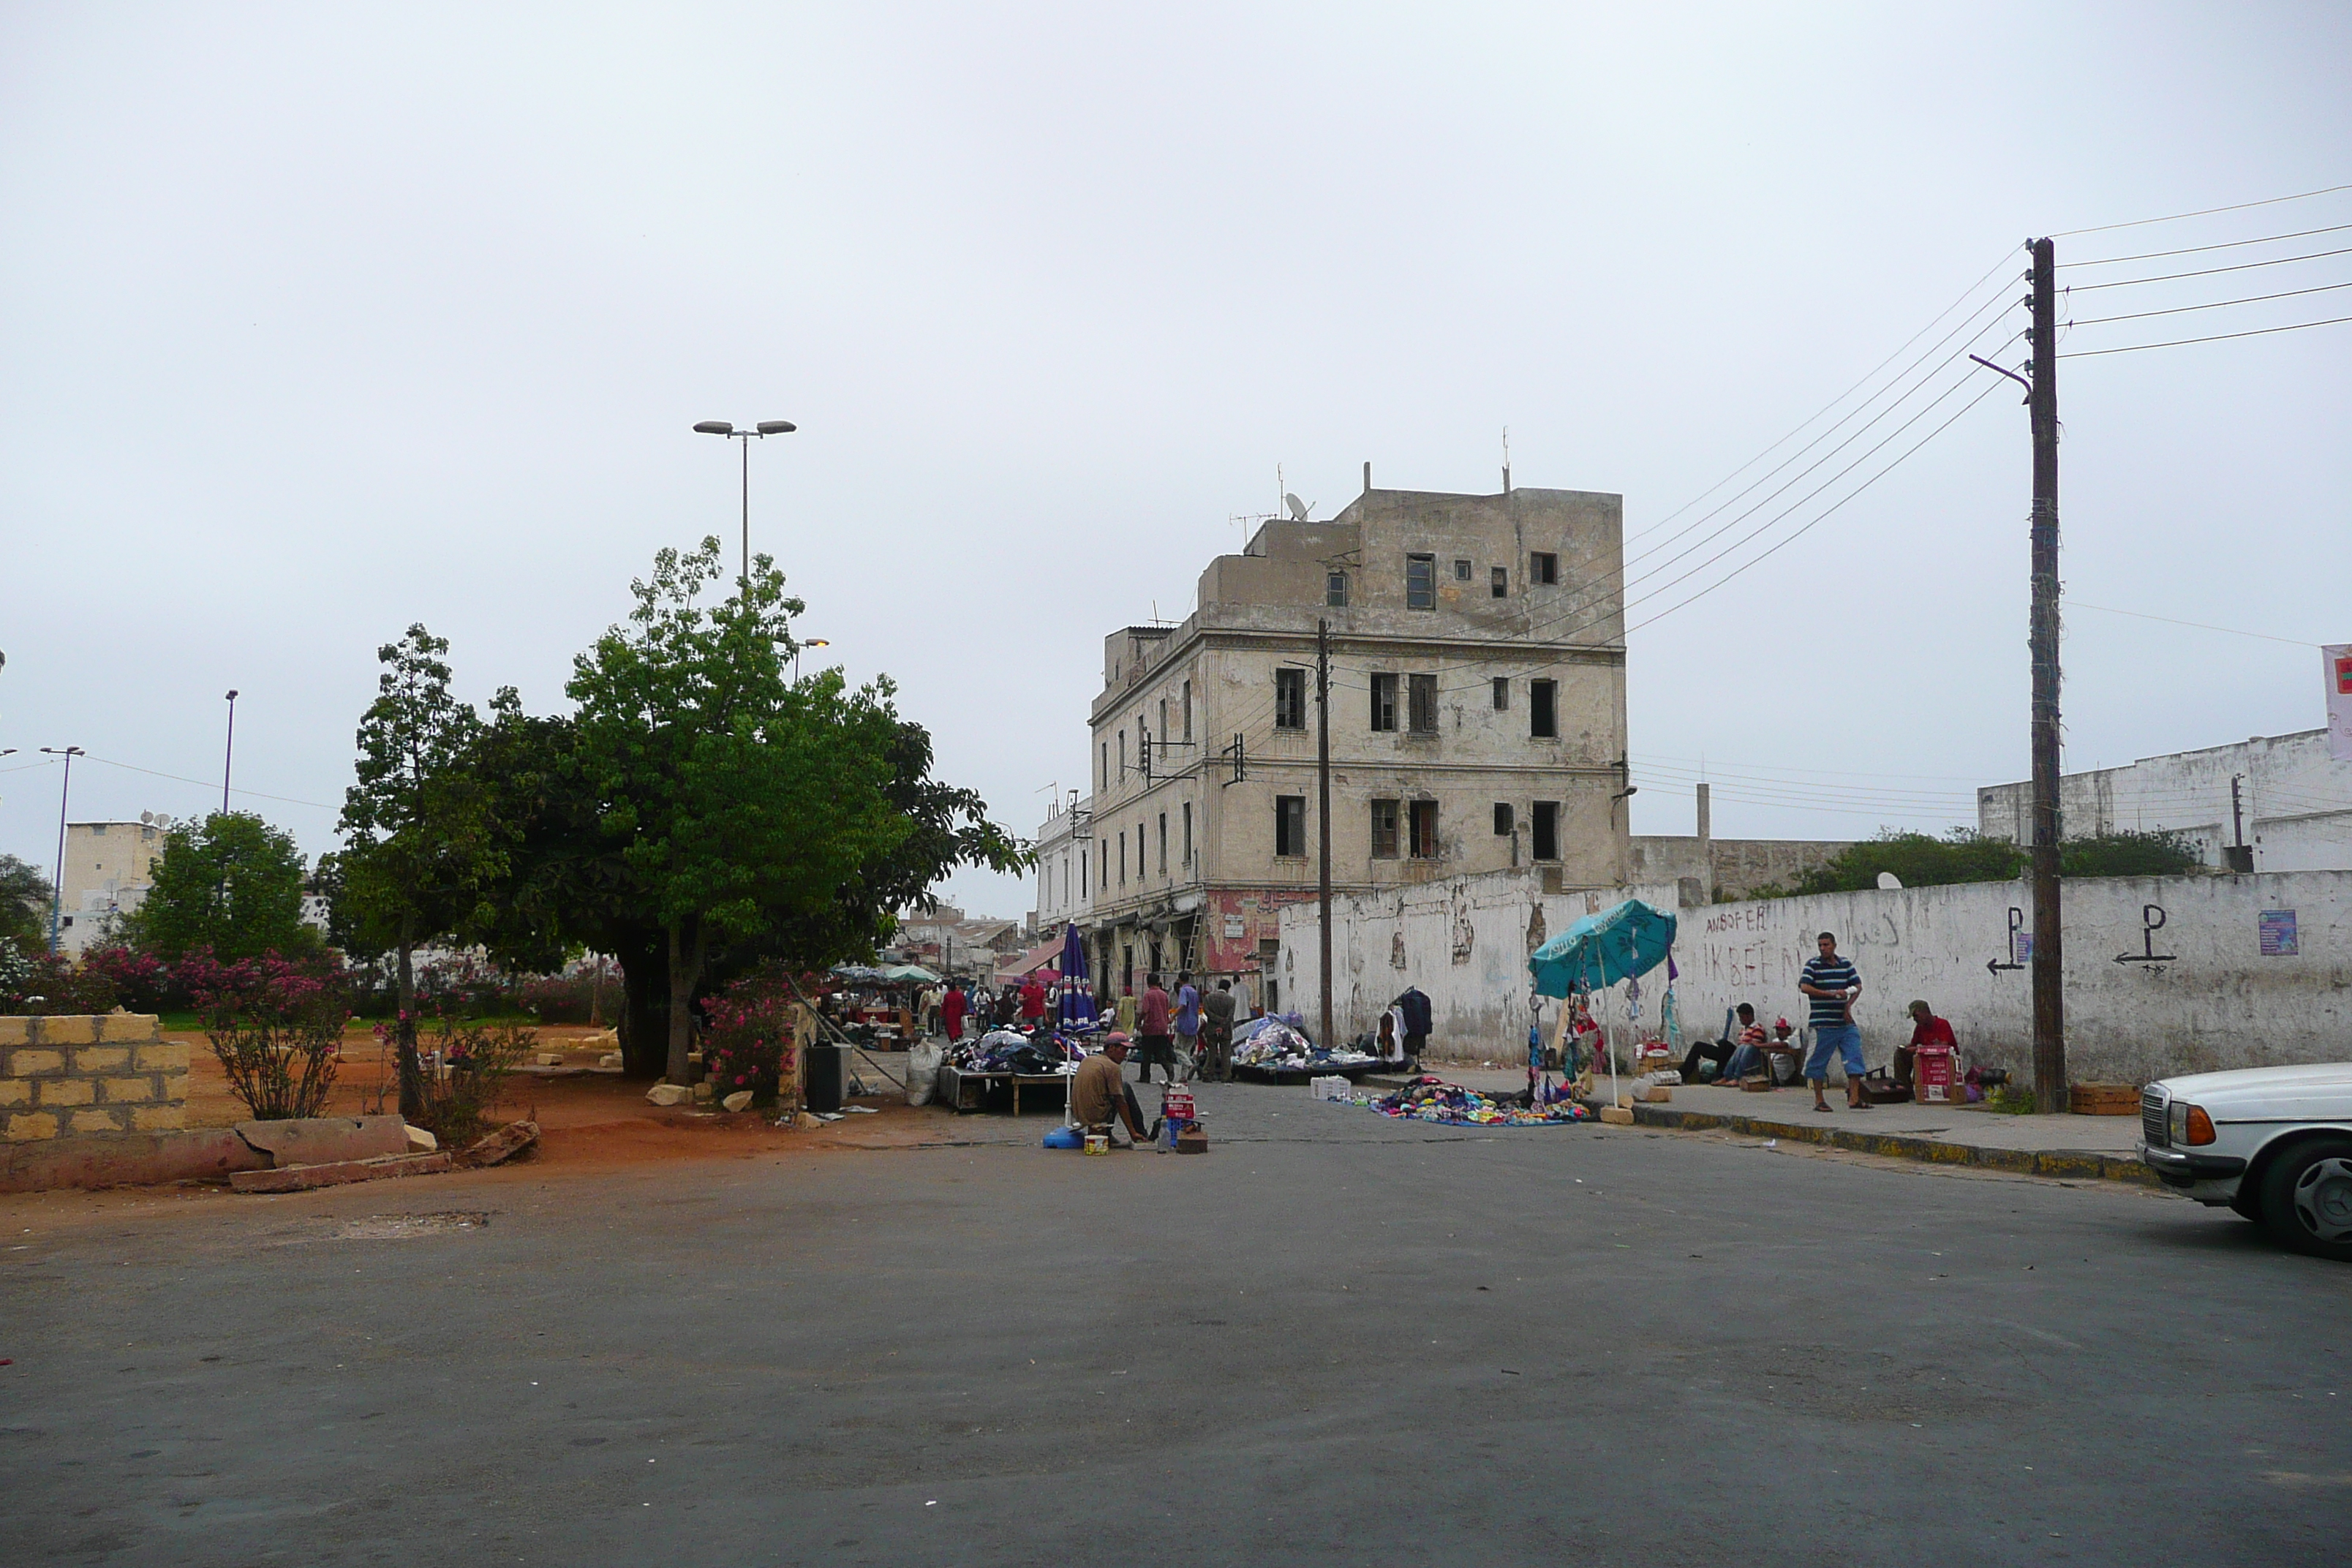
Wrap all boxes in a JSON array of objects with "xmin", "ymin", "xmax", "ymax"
[{"xmin": 1368, "ymin": 1066, "xmax": 2155, "ymax": 1183}]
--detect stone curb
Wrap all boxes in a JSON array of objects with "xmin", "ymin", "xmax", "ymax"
[
  {"xmin": 1627, "ymin": 1104, "xmax": 2158, "ymax": 1186},
  {"xmin": 229, "ymin": 1151, "xmax": 453, "ymax": 1194}
]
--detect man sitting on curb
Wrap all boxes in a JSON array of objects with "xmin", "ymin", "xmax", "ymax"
[{"xmin": 1071, "ymin": 1033, "xmax": 1151, "ymax": 1147}]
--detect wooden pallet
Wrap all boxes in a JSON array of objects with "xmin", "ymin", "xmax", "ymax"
[{"xmin": 2069, "ymin": 1082, "xmax": 2141, "ymax": 1116}]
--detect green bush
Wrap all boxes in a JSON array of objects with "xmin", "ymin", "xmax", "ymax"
[{"xmin": 1765, "ymin": 826, "xmax": 2207, "ymax": 898}]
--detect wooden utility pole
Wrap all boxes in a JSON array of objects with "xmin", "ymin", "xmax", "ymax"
[
  {"xmin": 2027, "ymin": 237, "xmax": 2067, "ymax": 1112},
  {"xmin": 1316, "ymin": 619, "xmax": 1334, "ymax": 1052}
]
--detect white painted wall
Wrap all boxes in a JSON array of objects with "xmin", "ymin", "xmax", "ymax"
[
  {"xmin": 1283, "ymin": 866, "xmax": 2352, "ymax": 1085},
  {"xmin": 1277, "ymin": 870, "xmax": 1684, "ymax": 1061}
]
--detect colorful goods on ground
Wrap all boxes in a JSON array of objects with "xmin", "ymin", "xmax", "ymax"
[{"xmin": 1356, "ymin": 1075, "xmax": 1595, "ymax": 1128}]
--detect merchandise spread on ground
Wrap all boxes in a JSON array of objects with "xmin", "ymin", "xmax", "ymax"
[{"xmin": 1354, "ymin": 1076, "xmax": 1596, "ymax": 1128}]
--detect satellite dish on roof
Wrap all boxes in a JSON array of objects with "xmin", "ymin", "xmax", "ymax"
[
  {"xmin": 140, "ymin": 811, "xmax": 154, "ymax": 824},
  {"xmin": 1877, "ymin": 872, "xmax": 1903, "ymax": 890},
  {"xmin": 1284, "ymin": 493, "xmax": 1311, "ymax": 521}
]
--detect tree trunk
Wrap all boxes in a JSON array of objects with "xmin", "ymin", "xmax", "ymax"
[
  {"xmin": 612, "ymin": 937, "xmax": 668, "ymax": 1080},
  {"xmin": 664, "ymin": 917, "xmax": 706, "ymax": 1085},
  {"xmin": 394, "ymin": 920, "xmax": 423, "ymax": 1120}
]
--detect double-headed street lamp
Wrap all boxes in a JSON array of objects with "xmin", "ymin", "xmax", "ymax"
[
  {"xmin": 693, "ymin": 419, "xmax": 796, "ymax": 590},
  {"xmin": 40, "ymin": 745, "xmax": 84, "ymax": 954}
]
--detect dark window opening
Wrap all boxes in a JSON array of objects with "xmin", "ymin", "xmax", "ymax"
[
  {"xmin": 1493, "ymin": 802, "xmax": 1515, "ymax": 836},
  {"xmin": 1119, "ymin": 831, "xmax": 1128, "ymax": 884},
  {"xmin": 1371, "ymin": 799, "xmax": 1400, "ymax": 859},
  {"xmin": 1407, "ymin": 800, "xmax": 1439, "ymax": 859},
  {"xmin": 1405, "ymin": 554, "xmax": 1436, "ymax": 610},
  {"xmin": 1452, "ymin": 558, "xmax": 1472, "ymax": 581},
  {"xmin": 1533, "ymin": 801, "xmax": 1560, "ymax": 862},
  {"xmin": 1490, "ymin": 565, "xmax": 1508, "ymax": 598},
  {"xmin": 1529, "ymin": 678, "xmax": 1558, "ymax": 739},
  {"xmin": 1275, "ymin": 668, "xmax": 1306, "ymax": 730},
  {"xmin": 1183, "ymin": 802, "xmax": 1193, "ymax": 864},
  {"xmin": 1326, "ymin": 570, "xmax": 1349, "ymax": 607},
  {"xmin": 1275, "ymin": 795, "xmax": 1307, "ymax": 858},
  {"xmin": 1491, "ymin": 676, "xmax": 1509, "ymax": 711},
  {"xmin": 1158, "ymin": 813, "xmax": 1167, "ymax": 876},
  {"xmin": 1531, "ymin": 551, "xmax": 1559, "ymax": 585},
  {"xmin": 1370, "ymin": 672, "xmax": 1398, "ymax": 732},
  {"xmin": 1407, "ymin": 673, "xmax": 1437, "ymax": 734}
]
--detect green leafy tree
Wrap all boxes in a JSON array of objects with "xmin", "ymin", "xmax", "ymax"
[
  {"xmin": 116, "ymin": 813, "xmax": 317, "ymax": 962},
  {"xmin": 0, "ymin": 853, "xmax": 53, "ymax": 953},
  {"xmin": 2059, "ymin": 829, "xmax": 2203, "ymax": 878},
  {"xmin": 566, "ymin": 538, "xmax": 911, "ymax": 1083},
  {"xmin": 336, "ymin": 625, "xmax": 506, "ymax": 1118},
  {"xmin": 1784, "ymin": 829, "xmax": 2025, "ymax": 895}
]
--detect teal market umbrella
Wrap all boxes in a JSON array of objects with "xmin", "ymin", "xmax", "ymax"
[{"xmin": 1528, "ymin": 899, "xmax": 1677, "ymax": 1104}]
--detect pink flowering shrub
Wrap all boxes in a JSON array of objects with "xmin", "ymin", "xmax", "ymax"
[
  {"xmin": 186, "ymin": 949, "xmax": 350, "ymax": 1120},
  {"xmin": 701, "ymin": 969, "xmax": 802, "ymax": 1107}
]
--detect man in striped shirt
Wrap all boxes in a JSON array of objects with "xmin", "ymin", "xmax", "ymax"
[{"xmin": 1798, "ymin": 931, "xmax": 1867, "ymax": 1112}]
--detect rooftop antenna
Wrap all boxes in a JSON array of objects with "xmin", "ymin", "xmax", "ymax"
[{"xmin": 1501, "ymin": 426, "xmax": 1512, "ymax": 494}]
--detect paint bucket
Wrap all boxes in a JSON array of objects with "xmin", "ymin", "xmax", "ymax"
[{"xmin": 1084, "ymin": 1134, "xmax": 1109, "ymax": 1156}]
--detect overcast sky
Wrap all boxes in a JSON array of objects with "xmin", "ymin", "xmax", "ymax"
[{"xmin": 4, "ymin": 2, "xmax": 2347, "ymax": 921}]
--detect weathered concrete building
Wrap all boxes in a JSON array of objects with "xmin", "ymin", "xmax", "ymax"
[
  {"xmin": 1029, "ymin": 791, "xmax": 1093, "ymax": 938},
  {"xmin": 53, "ymin": 817, "xmax": 171, "ymax": 957},
  {"xmin": 1085, "ymin": 482, "xmax": 1631, "ymax": 1009},
  {"xmin": 1978, "ymin": 728, "xmax": 2352, "ymax": 872}
]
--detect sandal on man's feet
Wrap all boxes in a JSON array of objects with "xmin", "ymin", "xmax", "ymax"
[{"xmin": 1813, "ymin": 1103, "xmax": 1835, "ymax": 1113}]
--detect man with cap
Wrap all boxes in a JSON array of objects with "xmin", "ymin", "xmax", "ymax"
[{"xmin": 1071, "ymin": 1033, "xmax": 1150, "ymax": 1147}]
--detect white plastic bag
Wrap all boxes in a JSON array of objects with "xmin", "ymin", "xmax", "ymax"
[{"xmin": 905, "ymin": 1040, "xmax": 943, "ymax": 1106}]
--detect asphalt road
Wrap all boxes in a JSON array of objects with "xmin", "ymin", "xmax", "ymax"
[{"xmin": 4, "ymin": 1082, "xmax": 2349, "ymax": 1566}]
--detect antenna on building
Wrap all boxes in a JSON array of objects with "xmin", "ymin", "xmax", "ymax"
[{"xmin": 1501, "ymin": 426, "xmax": 1512, "ymax": 494}]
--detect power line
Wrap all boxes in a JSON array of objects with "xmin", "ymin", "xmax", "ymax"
[
  {"xmin": 80, "ymin": 753, "xmax": 342, "ymax": 813},
  {"xmin": 2062, "ymin": 221, "xmax": 2352, "ymax": 268},
  {"xmin": 2066, "ymin": 601, "xmax": 2322, "ymax": 647},
  {"xmin": 2065, "ymin": 277, "xmax": 2352, "ymax": 327},
  {"xmin": 2050, "ymin": 182, "xmax": 2352, "ymax": 238},
  {"xmin": 1622, "ymin": 248, "xmax": 2021, "ymax": 552},
  {"xmin": 2058, "ymin": 312, "xmax": 2352, "ymax": 358},
  {"xmin": 2062, "ymin": 244, "xmax": 2352, "ymax": 292}
]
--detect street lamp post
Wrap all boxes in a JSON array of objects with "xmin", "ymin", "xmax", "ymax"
[
  {"xmin": 40, "ymin": 746, "xmax": 85, "ymax": 954},
  {"xmin": 692, "ymin": 419, "xmax": 797, "ymax": 590},
  {"xmin": 795, "ymin": 638, "xmax": 829, "ymax": 681},
  {"xmin": 222, "ymin": 690, "xmax": 239, "ymax": 816}
]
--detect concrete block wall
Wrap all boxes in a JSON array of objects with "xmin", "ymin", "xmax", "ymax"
[{"xmin": 0, "ymin": 1015, "xmax": 188, "ymax": 1142}]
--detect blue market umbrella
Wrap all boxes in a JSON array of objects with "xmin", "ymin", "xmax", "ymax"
[
  {"xmin": 1529, "ymin": 899, "xmax": 1676, "ymax": 1104},
  {"xmin": 1055, "ymin": 924, "xmax": 1096, "ymax": 1025},
  {"xmin": 1528, "ymin": 899, "xmax": 1677, "ymax": 997}
]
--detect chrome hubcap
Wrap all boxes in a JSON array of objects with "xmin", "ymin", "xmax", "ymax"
[{"xmin": 2291, "ymin": 1157, "xmax": 2352, "ymax": 1243}]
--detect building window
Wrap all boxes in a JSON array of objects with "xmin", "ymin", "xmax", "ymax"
[
  {"xmin": 1531, "ymin": 551, "xmax": 1559, "ymax": 585},
  {"xmin": 1370, "ymin": 672, "xmax": 1398, "ymax": 732},
  {"xmin": 1533, "ymin": 801, "xmax": 1560, "ymax": 862},
  {"xmin": 1408, "ymin": 799, "xmax": 1439, "ymax": 859},
  {"xmin": 1100, "ymin": 742, "xmax": 1108, "ymax": 791},
  {"xmin": 1082, "ymin": 848, "xmax": 1089, "ymax": 898},
  {"xmin": 1405, "ymin": 553, "xmax": 1436, "ymax": 610},
  {"xmin": 1491, "ymin": 565, "xmax": 1508, "ymax": 598},
  {"xmin": 1118, "ymin": 731, "xmax": 1127, "ymax": 780},
  {"xmin": 1158, "ymin": 698, "xmax": 1168, "ymax": 747},
  {"xmin": 1491, "ymin": 676, "xmax": 1509, "ymax": 711},
  {"xmin": 1530, "ymin": 679, "xmax": 1558, "ymax": 739},
  {"xmin": 1493, "ymin": 802, "xmax": 1515, "ymax": 836},
  {"xmin": 1183, "ymin": 802, "xmax": 1193, "ymax": 865},
  {"xmin": 1371, "ymin": 799, "xmax": 1401, "ymax": 859},
  {"xmin": 1407, "ymin": 673, "xmax": 1437, "ymax": 734},
  {"xmin": 1119, "ymin": 831, "xmax": 1128, "ymax": 885},
  {"xmin": 1453, "ymin": 558, "xmax": 1471, "ymax": 581},
  {"xmin": 1182, "ymin": 680, "xmax": 1193, "ymax": 742},
  {"xmin": 1326, "ymin": 570, "xmax": 1349, "ymax": 607},
  {"xmin": 1158, "ymin": 813, "xmax": 1167, "ymax": 877},
  {"xmin": 1275, "ymin": 668, "xmax": 1306, "ymax": 730},
  {"xmin": 1275, "ymin": 796, "xmax": 1307, "ymax": 858}
]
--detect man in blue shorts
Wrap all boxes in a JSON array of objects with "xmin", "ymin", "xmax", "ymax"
[{"xmin": 1798, "ymin": 931, "xmax": 1867, "ymax": 1112}]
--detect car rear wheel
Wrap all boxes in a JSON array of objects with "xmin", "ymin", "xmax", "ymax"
[{"xmin": 2258, "ymin": 1137, "xmax": 2352, "ymax": 1262}]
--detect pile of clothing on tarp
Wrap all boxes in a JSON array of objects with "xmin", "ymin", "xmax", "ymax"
[
  {"xmin": 1357, "ymin": 1074, "xmax": 1594, "ymax": 1127},
  {"xmin": 947, "ymin": 1028, "xmax": 1071, "ymax": 1076},
  {"xmin": 1232, "ymin": 1014, "xmax": 1381, "ymax": 1071}
]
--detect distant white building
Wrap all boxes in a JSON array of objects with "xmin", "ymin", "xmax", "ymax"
[
  {"xmin": 1030, "ymin": 791, "xmax": 1093, "ymax": 936},
  {"xmin": 53, "ymin": 815, "xmax": 174, "ymax": 957},
  {"xmin": 1978, "ymin": 728, "xmax": 2352, "ymax": 872}
]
